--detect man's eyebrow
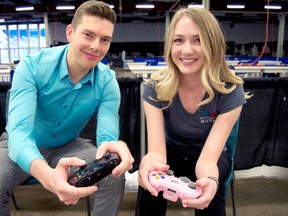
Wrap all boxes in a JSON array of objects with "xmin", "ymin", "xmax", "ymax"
[
  {"xmin": 82, "ymin": 29, "xmax": 112, "ymax": 39},
  {"xmin": 103, "ymin": 35, "xmax": 112, "ymax": 39},
  {"xmin": 82, "ymin": 29, "xmax": 95, "ymax": 35}
]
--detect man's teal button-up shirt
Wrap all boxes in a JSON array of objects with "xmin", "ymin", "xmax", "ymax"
[{"xmin": 7, "ymin": 44, "xmax": 120, "ymax": 173}]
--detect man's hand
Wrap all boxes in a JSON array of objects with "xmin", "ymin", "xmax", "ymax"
[
  {"xmin": 96, "ymin": 141, "xmax": 134, "ymax": 177},
  {"xmin": 30, "ymin": 157, "xmax": 98, "ymax": 205}
]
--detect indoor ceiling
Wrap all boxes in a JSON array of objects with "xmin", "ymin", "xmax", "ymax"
[{"xmin": 0, "ymin": 0, "xmax": 287, "ymax": 24}]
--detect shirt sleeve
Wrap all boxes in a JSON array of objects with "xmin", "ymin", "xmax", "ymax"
[
  {"xmin": 143, "ymin": 82, "xmax": 169, "ymax": 109},
  {"xmin": 217, "ymin": 84, "xmax": 247, "ymax": 114},
  {"xmin": 96, "ymin": 76, "xmax": 121, "ymax": 146},
  {"xmin": 7, "ymin": 56, "xmax": 44, "ymax": 174}
]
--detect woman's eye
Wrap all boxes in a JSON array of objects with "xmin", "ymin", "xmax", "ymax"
[
  {"xmin": 173, "ymin": 38, "xmax": 183, "ymax": 43},
  {"xmin": 194, "ymin": 38, "xmax": 201, "ymax": 45}
]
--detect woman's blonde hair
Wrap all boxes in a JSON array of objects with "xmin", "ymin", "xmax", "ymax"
[{"xmin": 150, "ymin": 6, "xmax": 250, "ymax": 108}]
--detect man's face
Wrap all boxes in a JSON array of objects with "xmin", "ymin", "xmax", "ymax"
[{"xmin": 66, "ymin": 15, "xmax": 114, "ymax": 71}]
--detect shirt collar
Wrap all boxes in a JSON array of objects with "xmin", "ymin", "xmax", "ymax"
[{"xmin": 59, "ymin": 45, "xmax": 70, "ymax": 81}]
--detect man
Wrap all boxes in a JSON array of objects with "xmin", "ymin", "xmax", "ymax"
[{"xmin": 0, "ymin": 1, "xmax": 134, "ymax": 215}]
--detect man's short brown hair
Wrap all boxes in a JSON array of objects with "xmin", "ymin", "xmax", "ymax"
[{"xmin": 71, "ymin": 0, "xmax": 116, "ymax": 29}]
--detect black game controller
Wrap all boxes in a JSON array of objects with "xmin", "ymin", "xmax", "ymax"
[{"xmin": 68, "ymin": 152, "xmax": 121, "ymax": 187}]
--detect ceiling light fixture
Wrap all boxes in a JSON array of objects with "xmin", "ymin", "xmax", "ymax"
[
  {"xmin": 227, "ymin": 4, "xmax": 245, "ymax": 9},
  {"xmin": 15, "ymin": 6, "xmax": 34, "ymax": 11},
  {"xmin": 0, "ymin": 19, "xmax": 5, "ymax": 22},
  {"xmin": 56, "ymin": 5, "xmax": 75, "ymax": 10},
  {"xmin": 188, "ymin": 4, "xmax": 204, "ymax": 8},
  {"xmin": 109, "ymin": 4, "xmax": 114, "ymax": 9},
  {"xmin": 135, "ymin": 4, "xmax": 155, "ymax": 9},
  {"xmin": 264, "ymin": 5, "xmax": 282, "ymax": 10}
]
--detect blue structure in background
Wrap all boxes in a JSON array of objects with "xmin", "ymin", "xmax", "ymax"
[{"xmin": 134, "ymin": 57, "xmax": 165, "ymax": 66}]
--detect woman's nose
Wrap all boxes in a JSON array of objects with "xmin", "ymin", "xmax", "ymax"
[{"xmin": 182, "ymin": 42, "xmax": 194, "ymax": 53}]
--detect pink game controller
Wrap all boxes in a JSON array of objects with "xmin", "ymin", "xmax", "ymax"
[{"xmin": 149, "ymin": 170, "xmax": 202, "ymax": 202}]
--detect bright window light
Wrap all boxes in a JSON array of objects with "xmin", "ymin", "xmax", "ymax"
[
  {"xmin": 0, "ymin": 19, "xmax": 5, "ymax": 22},
  {"xmin": 136, "ymin": 4, "xmax": 155, "ymax": 9},
  {"xmin": 56, "ymin": 5, "xmax": 75, "ymax": 10},
  {"xmin": 15, "ymin": 6, "xmax": 34, "ymax": 11},
  {"xmin": 188, "ymin": 4, "xmax": 204, "ymax": 8},
  {"xmin": 264, "ymin": 5, "xmax": 282, "ymax": 10},
  {"xmin": 227, "ymin": 4, "xmax": 245, "ymax": 9}
]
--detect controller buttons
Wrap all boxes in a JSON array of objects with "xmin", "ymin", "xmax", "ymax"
[
  {"xmin": 179, "ymin": 176, "xmax": 191, "ymax": 183},
  {"xmin": 188, "ymin": 182, "xmax": 197, "ymax": 189},
  {"xmin": 166, "ymin": 170, "xmax": 174, "ymax": 176},
  {"xmin": 155, "ymin": 176, "xmax": 160, "ymax": 180},
  {"xmin": 79, "ymin": 170, "xmax": 86, "ymax": 175},
  {"xmin": 72, "ymin": 176, "xmax": 78, "ymax": 181},
  {"xmin": 73, "ymin": 171, "xmax": 84, "ymax": 181},
  {"xmin": 157, "ymin": 173, "xmax": 165, "ymax": 179}
]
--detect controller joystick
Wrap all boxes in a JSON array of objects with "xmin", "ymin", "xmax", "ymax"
[
  {"xmin": 166, "ymin": 170, "xmax": 174, "ymax": 176},
  {"xmin": 188, "ymin": 182, "xmax": 197, "ymax": 189},
  {"xmin": 149, "ymin": 170, "xmax": 202, "ymax": 202},
  {"xmin": 68, "ymin": 152, "xmax": 120, "ymax": 187}
]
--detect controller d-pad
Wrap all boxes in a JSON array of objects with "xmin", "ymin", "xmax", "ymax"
[
  {"xmin": 188, "ymin": 182, "xmax": 196, "ymax": 189},
  {"xmin": 179, "ymin": 176, "xmax": 191, "ymax": 183},
  {"xmin": 104, "ymin": 154, "xmax": 111, "ymax": 160},
  {"xmin": 79, "ymin": 164, "xmax": 87, "ymax": 170},
  {"xmin": 171, "ymin": 180, "xmax": 178, "ymax": 184}
]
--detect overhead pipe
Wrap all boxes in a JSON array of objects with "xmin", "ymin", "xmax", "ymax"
[{"xmin": 119, "ymin": 0, "xmax": 122, "ymax": 23}]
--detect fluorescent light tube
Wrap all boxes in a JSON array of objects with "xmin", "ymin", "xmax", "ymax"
[
  {"xmin": 15, "ymin": 6, "xmax": 34, "ymax": 11},
  {"xmin": 56, "ymin": 5, "xmax": 75, "ymax": 10},
  {"xmin": 188, "ymin": 4, "xmax": 204, "ymax": 8},
  {"xmin": 227, "ymin": 4, "xmax": 245, "ymax": 9},
  {"xmin": 136, "ymin": 4, "xmax": 155, "ymax": 9},
  {"xmin": 264, "ymin": 5, "xmax": 282, "ymax": 10}
]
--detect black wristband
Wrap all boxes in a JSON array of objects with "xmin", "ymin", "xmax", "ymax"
[{"xmin": 207, "ymin": 176, "xmax": 219, "ymax": 189}]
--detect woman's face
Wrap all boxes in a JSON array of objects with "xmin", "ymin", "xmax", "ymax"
[{"xmin": 171, "ymin": 16, "xmax": 205, "ymax": 76}]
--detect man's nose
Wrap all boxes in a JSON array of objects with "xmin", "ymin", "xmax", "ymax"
[{"xmin": 90, "ymin": 39, "xmax": 100, "ymax": 50}]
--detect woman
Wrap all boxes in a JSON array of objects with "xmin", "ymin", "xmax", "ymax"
[
  {"xmin": 0, "ymin": 1, "xmax": 134, "ymax": 216},
  {"xmin": 136, "ymin": 6, "xmax": 250, "ymax": 216}
]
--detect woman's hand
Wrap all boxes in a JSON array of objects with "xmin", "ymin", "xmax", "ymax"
[
  {"xmin": 182, "ymin": 176, "xmax": 218, "ymax": 209},
  {"xmin": 138, "ymin": 152, "xmax": 169, "ymax": 196}
]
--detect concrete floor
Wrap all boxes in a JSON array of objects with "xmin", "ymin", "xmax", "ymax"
[{"xmin": 9, "ymin": 169, "xmax": 288, "ymax": 216}]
